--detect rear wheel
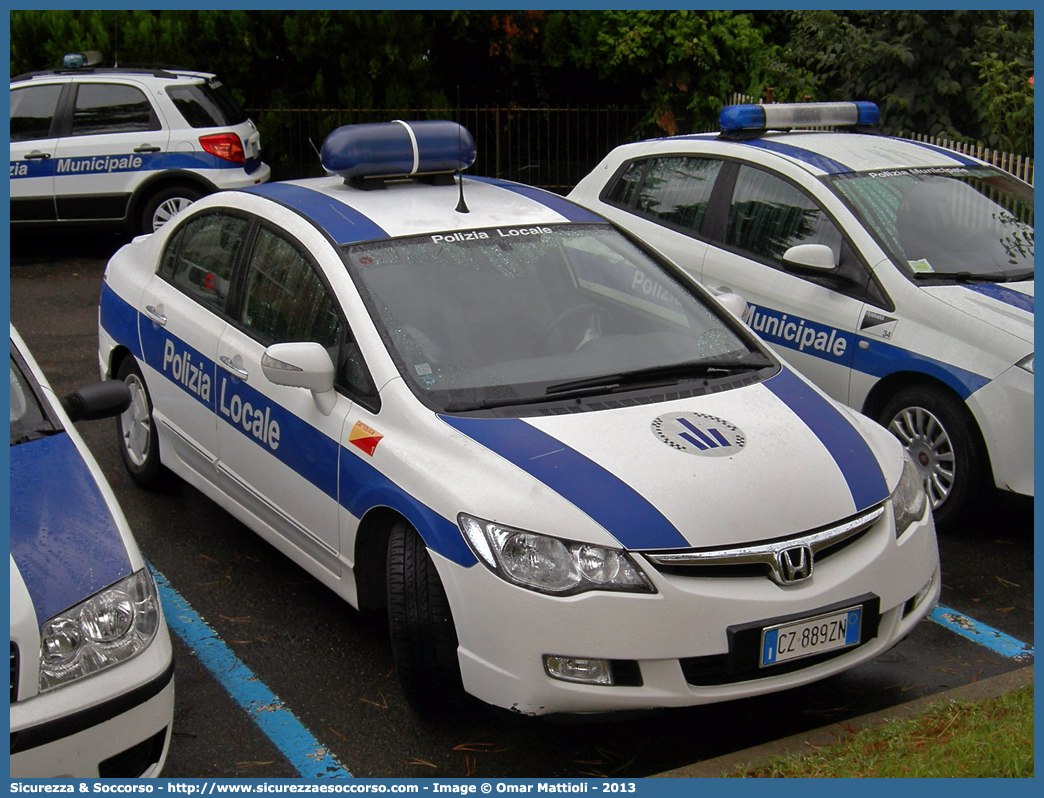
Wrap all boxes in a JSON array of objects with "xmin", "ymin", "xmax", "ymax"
[
  {"xmin": 115, "ymin": 357, "xmax": 165, "ymax": 488},
  {"xmin": 879, "ymin": 385, "xmax": 989, "ymax": 530},
  {"xmin": 386, "ymin": 519, "xmax": 464, "ymax": 714},
  {"xmin": 141, "ymin": 185, "xmax": 202, "ymax": 233}
]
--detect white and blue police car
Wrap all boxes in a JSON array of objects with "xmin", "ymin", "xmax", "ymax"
[
  {"xmin": 10, "ymin": 53, "xmax": 270, "ymax": 234},
  {"xmin": 568, "ymin": 101, "xmax": 1033, "ymax": 531},
  {"xmin": 98, "ymin": 120, "xmax": 938, "ymax": 716},
  {"xmin": 10, "ymin": 325, "xmax": 174, "ymax": 777}
]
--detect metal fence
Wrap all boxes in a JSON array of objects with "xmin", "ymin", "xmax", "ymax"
[
  {"xmin": 247, "ymin": 106, "xmax": 649, "ymax": 192},
  {"xmin": 248, "ymin": 105, "xmax": 1034, "ymax": 191}
]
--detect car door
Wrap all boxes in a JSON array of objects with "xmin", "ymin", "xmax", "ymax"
[
  {"xmin": 700, "ymin": 162, "xmax": 876, "ymax": 403},
  {"xmin": 10, "ymin": 81, "xmax": 67, "ymax": 221},
  {"xmin": 215, "ymin": 223, "xmax": 356, "ymax": 574},
  {"xmin": 137, "ymin": 210, "xmax": 251, "ymax": 478},
  {"xmin": 51, "ymin": 80, "xmax": 170, "ymax": 222}
]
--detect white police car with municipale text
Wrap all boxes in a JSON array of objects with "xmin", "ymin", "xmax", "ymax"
[
  {"xmin": 98, "ymin": 120, "xmax": 939, "ymax": 715},
  {"xmin": 10, "ymin": 325, "xmax": 174, "ymax": 777},
  {"xmin": 11, "ymin": 52, "xmax": 270, "ymax": 234},
  {"xmin": 568, "ymin": 102, "xmax": 1033, "ymax": 531}
]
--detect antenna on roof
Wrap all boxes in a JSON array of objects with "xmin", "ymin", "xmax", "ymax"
[
  {"xmin": 455, "ymin": 87, "xmax": 469, "ymax": 214},
  {"xmin": 113, "ymin": 12, "xmax": 118, "ymax": 67}
]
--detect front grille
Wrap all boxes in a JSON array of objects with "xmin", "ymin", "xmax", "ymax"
[
  {"xmin": 644, "ymin": 504, "xmax": 884, "ymax": 586},
  {"xmin": 10, "ymin": 643, "xmax": 18, "ymax": 703},
  {"xmin": 680, "ymin": 595, "xmax": 882, "ymax": 686}
]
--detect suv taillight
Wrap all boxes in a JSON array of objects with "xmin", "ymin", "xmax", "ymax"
[{"xmin": 199, "ymin": 133, "xmax": 245, "ymax": 163}]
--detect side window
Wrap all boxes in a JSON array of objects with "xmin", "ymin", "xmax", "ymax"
[
  {"xmin": 606, "ymin": 161, "xmax": 647, "ymax": 208},
  {"xmin": 634, "ymin": 157, "xmax": 722, "ymax": 234},
  {"xmin": 10, "ymin": 85, "xmax": 63, "ymax": 141},
  {"xmin": 240, "ymin": 227, "xmax": 376, "ymax": 401},
  {"xmin": 726, "ymin": 166, "xmax": 842, "ymax": 266},
  {"xmin": 70, "ymin": 84, "xmax": 158, "ymax": 136},
  {"xmin": 159, "ymin": 213, "xmax": 250, "ymax": 312}
]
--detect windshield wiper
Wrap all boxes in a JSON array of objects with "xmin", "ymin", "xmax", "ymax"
[
  {"xmin": 545, "ymin": 356, "xmax": 773, "ymax": 397},
  {"xmin": 913, "ymin": 270, "xmax": 1022, "ymax": 284}
]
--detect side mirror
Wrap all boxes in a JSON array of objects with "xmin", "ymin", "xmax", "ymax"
[
  {"xmin": 61, "ymin": 380, "xmax": 132, "ymax": 422},
  {"xmin": 782, "ymin": 243, "xmax": 837, "ymax": 272},
  {"xmin": 715, "ymin": 292, "xmax": 748, "ymax": 320},
  {"xmin": 261, "ymin": 342, "xmax": 337, "ymax": 416}
]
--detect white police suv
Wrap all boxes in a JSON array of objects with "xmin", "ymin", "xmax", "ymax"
[
  {"xmin": 98, "ymin": 120, "xmax": 938, "ymax": 716},
  {"xmin": 569, "ymin": 102, "xmax": 1033, "ymax": 531},
  {"xmin": 11, "ymin": 53, "xmax": 270, "ymax": 234},
  {"xmin": 11, "ymin": 325, "xmax": 174, "ymax": 777}
]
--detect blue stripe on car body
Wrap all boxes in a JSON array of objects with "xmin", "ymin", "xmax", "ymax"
[
  {"xmin": 736, "ymin": 139, "xmax": 854, "ymax": 175},
  {"xmin": 963, "ymin": 284, "xmax": 1034, "ymax": 315},
  {"xmin": 241, "ymin": 182, "xmax": 390, "ymax": 245},
  {"xmin": 439, "ymin": 415, "xmax": 691, "ymax": 551},
  {"xmin": 851, "ymin": 336, "xmax": 990, "ymax": 400},
  {"xmin": 100, "ymin": 282, "xmax": 143, "ymax": 360},
  {"xmin": 764, "ymin": 368, "xmax": 889, "ymax": 511},
  {"xmin": 10, "ymin": 433, "xmax": 133, "ymax": 626}
]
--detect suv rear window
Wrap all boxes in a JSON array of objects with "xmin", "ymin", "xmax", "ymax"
[{"xmin": 166, "ymin": 81, "xmax": 247, "ymax": 128}]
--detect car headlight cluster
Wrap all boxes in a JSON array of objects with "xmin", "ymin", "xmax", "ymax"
[
  {"xmin": 891, "ymin": 450, "xmax": 929, "ymax": 538},
  {"xmin": 39, "ymin": 569, "xmax": 161, "ymax": 692},
  {"xmin": 1017, "ymin": 353, "xmax": 1033, "ymax": 374},
  {"xmin": 459, "ymin": 514, "xmax": 656, "ymax": 596}
]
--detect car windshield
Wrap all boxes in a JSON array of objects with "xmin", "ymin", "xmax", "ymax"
[
  {"xmin": 10, "ymin": 348, "xmax": 60, "ymax": 446},
  {"xmin": 828, "ymin": 166, "xmax": 1033, "ymax": 282},
  {"xmin": 343, "ymin": 223, "xmax": 771, "ymax": 411}
]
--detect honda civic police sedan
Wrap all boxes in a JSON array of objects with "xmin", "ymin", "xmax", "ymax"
[
  {"xmin": 568, "ymin": 102, "xmax": 1033, "ymax": 532},
  {"xmin": 11, "ymin": 325, "xmax": 174, "ymax": 776},
  {"xmin": 98, "ymin": 120, "xmax": 938, "ymax": 716}
]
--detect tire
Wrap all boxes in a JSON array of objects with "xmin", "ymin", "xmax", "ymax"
[
  {"xmin": 115, "ymin": 357, "xmax": 166, "ymax": 488},
  {"xmin": 141, "ymin": 186, "xmax": 203, "ymax": 234},
  {"xmin": 386, "ymin": 519, "xmax": 464, "ymax": 714},
  {"xmin": 879, "ymin": 385, "xmax": 989, "ymax": 531}
]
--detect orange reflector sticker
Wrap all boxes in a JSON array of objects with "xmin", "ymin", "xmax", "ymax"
[{"xmin": 349, "ymin": 421, "xmax": 383, "ymax": 456}]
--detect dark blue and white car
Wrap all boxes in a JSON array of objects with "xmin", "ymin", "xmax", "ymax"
[
  {"xmin": 10, "ymin": 325, "xmax": 174, "ymax": 777},
  {"xmin": 10, "ymin": 56, "xmax": 270, "ymax": 234},
  {"xmin": 569, "ymin": 101, "xmax": 1033, "ymax": 530},
  {"xmin": 98, "ymin": 121, "xmax": 938, "ymax": 716}
]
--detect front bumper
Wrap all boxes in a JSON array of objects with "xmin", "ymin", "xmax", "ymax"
[
  {"xmin": 437, "ymin": 505, "xmax": 938, "ymax": 715},
  {"xmin": 11, "ymin": 633, "xmax": 174, "ymax": 777}
]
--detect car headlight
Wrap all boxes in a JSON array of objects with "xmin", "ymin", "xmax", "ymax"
[
  {"xmin": 891, "ymin": 450, "xmax": 929, "ymax": 538},
  {"xmin": 1017, "ymin": 353, "xmax": 1033, "ymax": 374},
  {"xmin": 458, "ymin": 514, "xmax": 656, "ymax": 596},
  {"xmin": 39, "ymin": 569, "xmax": 161, "ymax": 692}
]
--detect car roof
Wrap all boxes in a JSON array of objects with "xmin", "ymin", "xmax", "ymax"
[
  {"xmin": 611, "ymin": 130, "xmax": 989, "ymax": 178},
  {"xmin": 237, "ymin": 174, "xmax": 607, "ymax": 247}
]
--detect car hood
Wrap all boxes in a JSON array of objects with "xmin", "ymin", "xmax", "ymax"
[
  {"xmin": 441, "ymin": 367, "xmax": 900, "ymax": 551},
  {"xmin": 920, "ymin": 281, "xmax": 1034, "ymax": 345},
  {"xmin": 9, "ymin": 432, "xmax": 133, "ymax": 626}
]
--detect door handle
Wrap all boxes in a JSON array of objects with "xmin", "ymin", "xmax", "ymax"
[
  {"xmin": 134, "ymin": 145, "xmax": 161, "ymax": 153},
  {"xmin": 220, "ymin": 355, "xmax": 249, "ymax": 380},
  {"xmin": 23, "ymin": 151, "xmax": 51, "ymax": 160},
  {"xmin": 144, "ymin": 305, "xmax": 167, "ymax": 325}
]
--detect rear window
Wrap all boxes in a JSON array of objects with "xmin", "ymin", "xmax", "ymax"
[{"xmin": 166, "ymin": 80, "xmax": 247, "ymax": 128}]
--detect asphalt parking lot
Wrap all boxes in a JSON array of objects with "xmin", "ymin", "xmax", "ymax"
[{"xmin": 9, "ymin": 231, "xmax": 1035, "ymax": 778}]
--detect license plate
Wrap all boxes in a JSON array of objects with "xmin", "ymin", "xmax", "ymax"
[{"xmin": 760, "ymin": 606, "xmax": 862, "ymax": 667}]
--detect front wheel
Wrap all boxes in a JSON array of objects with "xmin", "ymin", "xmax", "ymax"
[
  {"xmin": 141, "ymin": 186, "xmax": 203, "ymax": 234},
  {"xmin": 115, "ymin": 357, "xmax": 166, "ymax": 488},
  {"xmin": 879, "ymin": 385, "xmax": 989, "ymax": 531},
  {"xmin": 386, "ymin": 520, "xmax": 464, "ymax": 714}
]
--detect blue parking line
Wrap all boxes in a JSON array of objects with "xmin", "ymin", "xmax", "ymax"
[
  {"xmin": 150, "ymin": 566, "xmax": 353, "ymax": 778},
  {"xmin": 929, "ymin": 604, "xmax": 1034, "ymax": 661}
]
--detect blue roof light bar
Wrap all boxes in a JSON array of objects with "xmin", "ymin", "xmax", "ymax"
[
  {"xmin": 321, "ymin": 120, "xmax": 476, "ymax": 181},
  {"xmin": 719, "ymin": 101, "xmax": 879, "ymax": 133}
]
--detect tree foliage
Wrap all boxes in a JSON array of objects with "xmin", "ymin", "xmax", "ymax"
[{"xmin": 9, "ymin": 9, "xmax": 1034, "ymax": 155}]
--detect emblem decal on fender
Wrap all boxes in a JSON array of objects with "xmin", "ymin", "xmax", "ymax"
[
  {"xmin": 349, "ymin": 421, "xmax": 383, "ymax": 456},
  {"xmin": 651, "ymin": 412, "xmax": 745, "ymax": 457}
]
